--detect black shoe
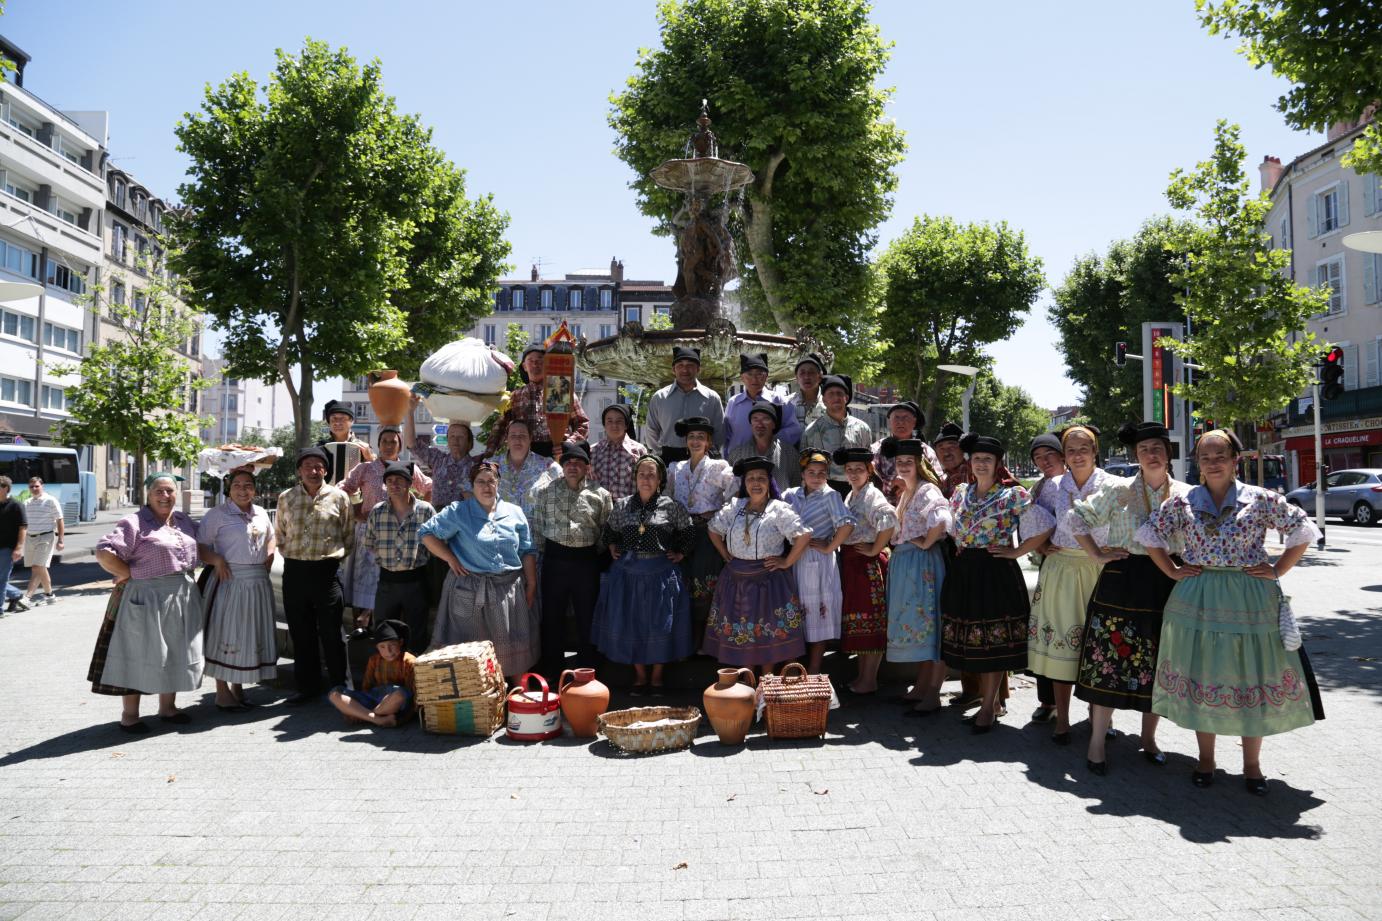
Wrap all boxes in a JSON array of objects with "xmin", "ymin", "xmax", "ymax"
[
  {"xmin": 1030, "ymin": 705, "xmax": 1056, "ymax": 723},
  {"xmin": 1051, "ymin": 731, "xmax": 1072, "ymax": 746},
  {"xmin": 8, "ymin": 597, "xmax": 29, "ymax": 612},
  {"xmin": 284, "ymin": 692, "xmax": 317, "ymax": 706},
  {"xmin": 117, "ymin": 720, "xmax": 150, "ymax": 734},
  {"xmin": 1244, "ymin": 776, "xmax": 1269, "ymax": 796},
  {"xmin": 158, "ymin": 711, "xmax": 191, "ymax": 725},
  {"xmin": 1105, "ymin": 727, "xmax": 1119, "ymax": 740},
  {"xmin": 1192, "ymin": 770, "xmax": 1215, "ymax": 788},
  {"xmin": 1086, "ymin": 759, "xmax": 1108, "ymax": 776},
  {"xmin": 1143, "ymin": 750, "xmax": 1167, "ymax": 766}
]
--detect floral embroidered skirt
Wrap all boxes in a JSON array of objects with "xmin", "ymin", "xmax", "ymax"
[
  {"xmin": 1152, "ymin": 568, "xmax": 1320, "ymax": 737},
  {"xmin": 702, "ymin": 558, "xmax": 806, "ymax": 666},
  {"xmin": 940, "ymin": 548, "xmax": 1029, "ymax": 673},
  {"xmin": 886, "ymin": 542, "xmax": 945, "ymax": 663},
  {"xmin": 794, "ymin": 546, "xmax": 842, "ymax": 643},
  {"xmin": 1027, "ymin": 548, "xmax": 1103, "ymax": 682},
  {"xmin": 682, "ymin": 516, "xmax": 724, "ymax": 637},
  {"xmin": 1073, "ymin": 553, "xmax": 1174, "ymax": 711},
  {"xmin": 592, "ymin": 553, "xmax": 693, "ymax": 665},
  {"xmin": 840, "ymin": 544, "xmax": 889, "ymax": 654}
]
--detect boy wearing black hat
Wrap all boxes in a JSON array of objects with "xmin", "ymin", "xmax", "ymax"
[
  {"xmin": 277, "ymin": 447, "xmax": 356, "ymax": 704},
  {"xmin": 327, "ymin": 619, "xmax": 416, "ymax": 727},
  {"xmin": 483, "ymin": 346, "xmax": 590, "ymax": 459},
  {"xmin": 317, "ymin": 399, "xmax": 374, "ymax": 489},
  {"xmin": 363, "ymin": 462, "xmax": 437, "ymax": 655},
  {"xmin": 723, "ymin": 352, "xmax": 803, "ymax": 452},
  {"xmin": 589, "ymin": 403, "xmax": 649, "ymax": 500},
  {"xmin": 528, "ymin": 440, "xmax": 614, "ymax": 683},
  {"xmin": 644, "ymin": 347, "xmax": 725, "ymax": 463},
  {"xmin": 802, "ymin": 375, "xmax": 873, "ymax": 494},
  {"xmin": 726, "ymin": 401, "xmax": 801, "ymax": 491}
]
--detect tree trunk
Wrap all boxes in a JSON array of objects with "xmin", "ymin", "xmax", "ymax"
[
  {"xmin": 742, "ymin": 150, "xmax": 792, "ymax": 334},
  {"xmin": 290, "ymin": 345, "xmax": 316, "ymax": 453},
  {"xmin": 132, "ymin": 443, "xmax": 145, "ymax": 508}
]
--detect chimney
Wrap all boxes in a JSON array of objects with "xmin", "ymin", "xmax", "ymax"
[
  {"xmin": 1259, "ymin": 156, "xmax": 1284, "ymax": 194},
  {"xmin": 613, "ymin": 259, "xmax": 624, "ymax": 284},
  {"xmin": 530, "ymin": 264, "xmax": 539, "ymax": 282},
  {"xmin": 1327, "ymin": 119, "xmax": 1358, "ymax": 142}
]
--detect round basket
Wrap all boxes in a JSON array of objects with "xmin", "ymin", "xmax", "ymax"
[{"xmin": 596, "ymin": 706, "xmax": 702, "ymax": 754}]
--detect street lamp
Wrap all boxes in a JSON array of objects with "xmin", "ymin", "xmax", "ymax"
[
  {"xmin": 937, "ymin": 364, "xmax": 980, "ymax": 432},
  {"xmin": 1342, "ymin": 231, "xmax": 1382, "ymax": 254}
]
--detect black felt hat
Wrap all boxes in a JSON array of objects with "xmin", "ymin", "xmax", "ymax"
[
  {"xmin": 371, "ymin": 619, "xmax": 411, "ymax": 646},
  {"xmin": 881, "ymin": 437, "xmax": 925, "ymax": 459},
  {"xmin": 382, "ymin": 461, "xmax": 414, "ymax": 483},
  {"xmin": 601, "ymin": 403, "xmax": 633, "ymax": 428},
  {"xmin": 1029, "ymin": 433, "xmax": 1063, "ymax": 460},
  {"xmin": 820, "ymin": 374, "xmax": 853, "ymax": 401},
  {"xmin": 296, "ymin": 446, "xmax": 331, "ymax": 472},
  {"xmin": 960, "ymin": 433, "xmax": 1004, "ymax": 458},
  {"xmin": 739, "ymin": 352, "xmax": 769, "ymax": 374},
  {"xmin": 322, "ymin": 399, "xmax": 354, "ymax": 421},
  {"xmin": 933, "ymin": 422, "xmax": 965, "ymax": 446},
  {"xmin": 832, "ymin": 446, "xmax": 874, "ymax": 466},
  {"xmin": 887, "ymin": 401, "xmax": 924, "ymax": 428},
  {"xmin": 748, "ymin": 400, "xmax": 781, "ymax": 432},
  {"xmin": 674, "ymin": 416, "xmax": 716, "ymax": 437},
  {"xmin": 794, "ymin": 352, "xmax": 826, "ymax": 374},
  {"xmin": 672, "ymin": 346, "xmax": 702, "ymax": 365},
  {"xmin": 731, "ymin": 455, "xmax": 775, "ymax": 478},
  {"xmin": 1117, "ymin": 421, "xmax": 1170, "ymax": 447},
  {"xmin": 560, "ymin": 439, "xmax": 592, "ymax": 465}
]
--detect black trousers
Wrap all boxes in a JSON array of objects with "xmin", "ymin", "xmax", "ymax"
[
  {"xmin": 538, "ymin": 541, "xmax": 600, "ymax": 683},
  {"xmin": 1036, "ymin": 675, "xmax": 1055, "ymax": 706},
  {"xmin": 282, "ymin": 557, "xmax": 347, "ymax": 695},
  {"xmin": 374, "ymin": 568, "xmax": 430, "ymax": 655}
]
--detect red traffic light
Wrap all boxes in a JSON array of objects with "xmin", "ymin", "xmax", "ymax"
[
  {"xmin": 1114, "ymin": 342, "xmax": 1128, "ymax": 367},
  {"xmin": 1320, "ymin": 346, "xmax": 1345, "ymax": 400},
  {"xmin": 1323, "ymin": 346, "xmax": 1343, "ymax": 366}
]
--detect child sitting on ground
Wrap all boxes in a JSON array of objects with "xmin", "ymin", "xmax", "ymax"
[{"xmin": 328, "ymin": 619, "xmax": 416, "ymax": 727}]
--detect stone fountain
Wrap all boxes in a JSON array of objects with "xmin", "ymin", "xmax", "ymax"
[{"xmin": 576, "ymin": 103, "xmax": 828, "ymax": 393}]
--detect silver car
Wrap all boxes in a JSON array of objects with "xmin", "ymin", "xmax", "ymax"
[{"xmin": 1286, "ymin": 468, "xmax": 1382, "ymax": 526}]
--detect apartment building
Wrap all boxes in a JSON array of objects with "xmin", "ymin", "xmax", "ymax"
[
  {"xmin": 1261, "ymin": 117, "xmax": 1382, "ymax": 481},
  {"xmin": 200, "ymin": 357, "xmax": 295, "ymax": 446}
]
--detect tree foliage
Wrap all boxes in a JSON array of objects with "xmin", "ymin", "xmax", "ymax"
[
  {"xmin": 172, "ymin": 39, "xmax": 510, "ymax": 450},
  {"xmin": 1198, "ymin": 0, "xmax": 1382, "ymax": 174},
  {"xmin": 1051, "ymin": 217, "xmax": 1193, "ymax": 437},
  {"xmin": 966, "ymin": 373, "xmax": 1051, "ymax": 468},
  {"xmin": 875, "ymin": 215, "xmax": 1045, "ymax": 438},
  {"xmin": 1164, "ymin": 120, "xmax": 1329, "ymax": 427},
  {"xmin": 609, "ymin": 0, "xmax": 905, "ymax": 373},
  {"xmin": 51, "ymin": 267, "xmax": 209, "ymax": 505}
]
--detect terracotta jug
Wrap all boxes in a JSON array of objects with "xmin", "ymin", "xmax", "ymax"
[
  {"xmin": 369, "ymin": 370, "xmax": 412, "ymax": 425},
  {"xmin": 558, "ymin": 668, "xmax": 610, "ymax": 738},
  {"xmin": 703, "ymin": 667, "xmax": 757, "ymax": 745}
]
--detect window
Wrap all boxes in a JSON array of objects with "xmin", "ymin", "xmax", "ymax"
[
  {"xmin": 2, "ymin": 310, "xmax": 35, "ymax": 341},
  {"xmin": 4, "ymin": 175, "xmax": 33, "ymax": 202},
  {"xmin": 43, "ymin": 322, "xmax": 80, "ymax": 353},
  {"xmin": 227, "ymin": 394, "xmax": 239, "ymax": 413},
  {"xmin": 1368, "ymin": 337, "xmax": 1382, "ymax": 389},
  {"xmin": 483, "ymin": 323, "xmax": 496, "ymax": 346},
  {"xmin": 48, "ymin": 196, "xmax": 77, "ymax": 225},
  {"xmin": 354, "ymin": 402, "xmax": 369, "ymax": 420},
  {"xmin": 0, "ymin": 238, "xmax": 38, "ymax": 278},
  {"xmin": 1315, "ymin": 256, "xmax": 1345, "ymax": 315},
  {"xmin": 1280, "ymin": 218, "xmax": 1290, "ymax": 252},
  {"xmin": 45, "ymin": 262, "xmax": 86, "ymax": 296},
  {"xmin": 226, "ymin": 417, "xmax": 238, "ymax": 438},
  {"xmin": 569, "ymin": 288, "xmax": 582, "ymax": 310},
  {"xmin": 1, "ymin": 376, "xmax": 33, "ymax": 406},
  {"xmin": 134, "ymin": 292, "xmax": 146, "ymax": 313},
  {"xmin": 111, "ymin": 280, "xmax": 126, "ymax": 306},
  {"xmin": 511, "ymin": 287, "xmax": 524, "ymax": 310},
  {"xmin": 41, "ymin": 385, "xmax": 67, "ymax": 411},
  {"xmin": 1309, "ymin": 183, "xmax": 1349, "ymax": 237},
  {"xmin": 571, "ymin": 324, "xmax": 583, "ymax": 340},
  {"xmin": 112, "ymin": 179, "xmax": 126, "ymax": 209},
  {"xmin": 623, "ymin": 306, "xmax": 640, "ymax": 324},
  {"xmin": 111, "ymin": 223, "xmax": 127, "ymax": 261},
  {"xmin": 1320, "ymin": 188, "xmax": 1339, "ymax": 234},
  {"xmin": 538, "ymin": 323, "xmax": 553, "ymax": 341},
  {"xmin": 600, "ymin": 288, "xmax": 613, "ymax": 309},
  {"xmin": 599, "ymin": 324, "xmax": 613, "ymax": 339},
  {"xmin": 541, "ymin": 287, "xmax": 553, "ymax": 309},
  {"xmin": 654, "ymin": 305, "xmax": 671, "ymax": 318}
]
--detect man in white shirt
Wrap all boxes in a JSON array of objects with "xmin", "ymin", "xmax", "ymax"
[{"xmin": 21, "ymin": 477, "xmax": 64, "ymax": 604}]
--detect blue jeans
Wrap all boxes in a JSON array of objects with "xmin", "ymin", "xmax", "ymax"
[{"xmin": 0, "ymin": 550, "xmax": 22, "ymax": 602}]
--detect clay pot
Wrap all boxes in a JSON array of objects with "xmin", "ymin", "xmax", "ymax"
[
  {"xmin": 369, "ymin": 370, "xmax": 412, "ymax": 425},
  {"xmin": 703, "ymin": 667, "xmax": 757, "ymax": 745},
  {"xmin": 558, "ymin": 668, "xmax": 610, "ymax": 738}
]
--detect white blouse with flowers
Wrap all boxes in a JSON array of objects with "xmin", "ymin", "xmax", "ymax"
[
  {"xmin": 1020, "ymin": 468, "xmax": 1113, "ymax": 548},
  {"xmin": 709, "ymin": 498, "xmax": 812, "ymax": 560},
  {"xmin": 1134, "ymin": 481, "xmax": 1321, "ymax": 567}
]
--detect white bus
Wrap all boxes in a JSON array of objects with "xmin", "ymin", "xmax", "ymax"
[{"xmin": 0, "ymin": 444, "xmax": 82, "ymax": 525}]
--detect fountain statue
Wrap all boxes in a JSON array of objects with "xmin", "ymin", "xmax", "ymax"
[{"xmin": 576, "ymin": 102, "xmax": 828, "ymax": 392}]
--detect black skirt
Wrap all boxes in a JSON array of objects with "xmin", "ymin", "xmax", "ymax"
[
  {"xmin": 940, "ymin": 548, "xmax": 1030, "ymax": 672},
  {"xmin": 1073, "ymin": 553, "xmax": 1175, "ymax": 712}
]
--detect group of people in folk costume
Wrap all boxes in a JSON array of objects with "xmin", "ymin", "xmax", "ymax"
[{"xmin": 85, "ymin": 345, "xmax": 1322, "ymax": 793}]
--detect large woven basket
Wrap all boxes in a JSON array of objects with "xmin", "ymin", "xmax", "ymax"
[
  {"xmin": 414, "ymin": 641, "xmax": 506, "ymax": 736},
  {"xmin": 596, "ymin": 706, "xmax": 701, "ymax": 754},
  {"xmin": 760, "ymin": 663, "xmax": 831, "ymax": 739}
]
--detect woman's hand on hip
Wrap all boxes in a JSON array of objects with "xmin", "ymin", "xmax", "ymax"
[{"xmin": 1242, "ymin": 562, "xmax": 1277, "ymax": 580}]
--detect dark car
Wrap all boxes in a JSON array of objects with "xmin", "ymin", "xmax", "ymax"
[{"xmin": 1285, "ymin": 468, "xmax": 1382, "ymax": 526}]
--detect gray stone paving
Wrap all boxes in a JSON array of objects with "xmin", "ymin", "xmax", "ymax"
[{"xmin": 2, "ymin": 536, "xmax": 1381, "ymax": 920}]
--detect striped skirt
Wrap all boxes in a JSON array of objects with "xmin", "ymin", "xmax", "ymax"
[
  {"xmin": 88, "ymin": 571, "xmax": 203, "ymax": 695},
  {"xmin": 343, "ymin": 521, "xmax": 380, "ymax": 610},
  {"xmin": 202, "ymin": 563, "xmax": 278, "ymax": 683},
  {"xmin": 794, "ymin": 546, "xmax": 842, "ymax": 644}
]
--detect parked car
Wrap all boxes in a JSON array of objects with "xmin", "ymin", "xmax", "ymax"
[
  {"xmin": 1104, "ymin": 461, "xmax": 1140, "ymax": 478},
  {"xmin": 1285, "ymin": 468, "xmax": 1382, "ymax": 526}
]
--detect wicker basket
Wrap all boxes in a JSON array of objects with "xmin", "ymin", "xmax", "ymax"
[
  {"xmin": 414, "ymin": 641, "xmax": 506, "ymax": 736},
  {"xmin": 760, "ymin": 663, "xmax": 831, "ymax": 739},
  {"xmin": 596, "ymin": 706, "xmax": 701, "ymax": 754}
]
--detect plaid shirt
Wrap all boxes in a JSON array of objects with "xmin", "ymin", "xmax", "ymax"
[
  {"xmin": 276, "ymin": 483, "xmax": 355, "ymax": 561},
  {"xmin": 527, "ymin": 476, "xmax": 612, "ymax": 551},
  {"xmin": 363, "ymin": 497, "xmax": 437, "ymax": 571},
  {"xmin": 485, "ymin": 380, "xmax": 590, "ymax": 453},
  {"xmin": 801, "ymin": 413, "xmax": 874, "ymax": 480},
  {"xmin": 341, "ymin": 459, "xmax": 432, "ymax": 523},
  {"xmin": 413, "ymin": 440, "xmax": 475, "ymax": 508},
  {"xmin": 589, "ymin": 436, "xmax": 647, "ymax": 500}
]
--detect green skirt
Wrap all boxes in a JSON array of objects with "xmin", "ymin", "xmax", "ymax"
[
  {"xmin": 1027, "ymin": 548, "xmax": 1103, "ymax": 682},
  {"xmin": 1152, "ymin": 568, "xmax": 1316, "ymax": 737}
]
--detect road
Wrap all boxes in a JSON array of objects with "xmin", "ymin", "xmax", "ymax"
[{"xmin": 0, "ymin": 521, "xmax": 1378, "ymax": 920}]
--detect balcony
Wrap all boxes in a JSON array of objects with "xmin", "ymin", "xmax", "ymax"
[{"xmin": 1287, "ymin": 384, "xmax": 1382, "ymax": 425}]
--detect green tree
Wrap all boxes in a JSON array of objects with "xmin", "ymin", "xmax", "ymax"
[
  {"xmin": 966, "ymin": 373, "xmax": 1051, "ymax": 468},
  {"xmin": 1198, "ymin": 0, "xmax": 1382, "ymax": 174},
  {"xmin": 51, "ymin": 270, "xmax": 209, "ymax": 505},
  {"xmin": 875, "ymin": 215, "xmax": 1046, "ymax": 438},
  {"xmin": 172, "ymin": 39, "xmax": 510, "ymax": 451},
  {"xmin": 608, "ymin": 0, "xmax": 905, "ymax": 372},
  {"xmin": 1051, "ymin": 217, "xmax": 1194, "ymax": 437},
  {"xmin": 1164, "ymin": 120, "xmax": 1329, "ymax": 430}
]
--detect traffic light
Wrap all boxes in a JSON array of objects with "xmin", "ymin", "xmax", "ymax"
[
  {"xmin": 1114, "ymin": 342, "xmax": 1127, "ymax": 367},
  {"xmin": 1320, "ymin": 346, "xmax": 1345, "ymax": 400}
]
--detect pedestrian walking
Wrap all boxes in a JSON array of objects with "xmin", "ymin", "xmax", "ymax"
[
  {"xmin": 21, "ymin": 476, "xmax": 63, "ymax": 605},
  {"xmin": 0, "ymin": 476, "xmax": 29, "ymax": 613}
]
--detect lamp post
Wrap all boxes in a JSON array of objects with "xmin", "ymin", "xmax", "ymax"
[{"xmin": 937, "ymin": 364, "xmax": 980, "ymax": 431}]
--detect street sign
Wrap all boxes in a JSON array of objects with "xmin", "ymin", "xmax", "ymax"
[
  {"xmin": 1141, "ymin": 322, "xmax": 1185, "ymax": 442},
  {"xmin": 432, "ymin": 423, "xmax": 448, "ymax": 447}
]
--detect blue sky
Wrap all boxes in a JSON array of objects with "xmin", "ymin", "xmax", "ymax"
[{"xmin": 3, "ymin": 0, "xmax": 1318, "ymax": 410}]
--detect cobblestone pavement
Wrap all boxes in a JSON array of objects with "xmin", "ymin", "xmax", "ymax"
[{"xmin": 2, "ymin": 534, "xmax": 1380, "ymax": 921}]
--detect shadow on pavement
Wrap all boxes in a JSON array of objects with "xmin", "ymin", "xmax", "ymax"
[{"xmin": 1300, "ymin": 607, "xmax": 1382, "ymax": 697}]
